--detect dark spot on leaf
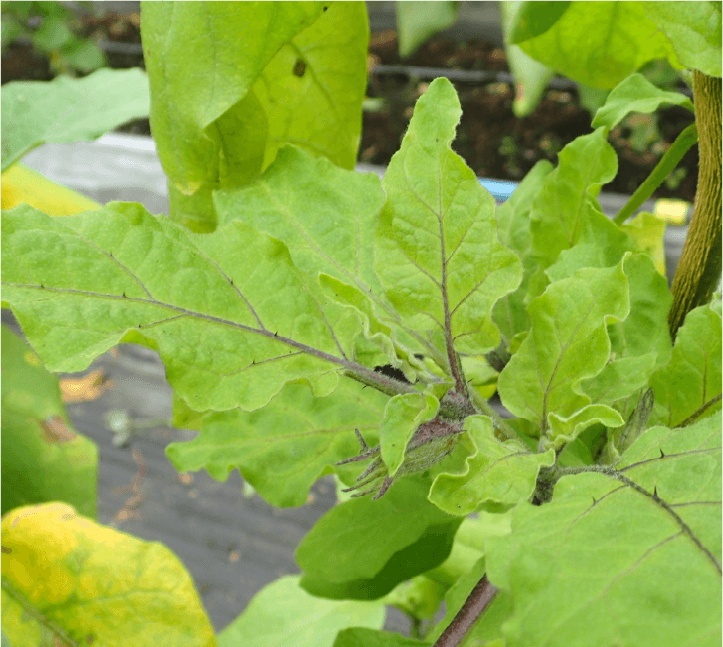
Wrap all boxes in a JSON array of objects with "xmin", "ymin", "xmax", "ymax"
[
  {"xmin": 322, "ymin": 4, "xmax": 329, "ymax": 11},
  {"xmin": 293, "ymin": 59, "xmax": 306, "ymax": 77},
  {"xmin": 374, "ymin": 364, "xmax": 411, "ymax": 384}
]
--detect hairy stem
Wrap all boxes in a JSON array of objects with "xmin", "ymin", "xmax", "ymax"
[
  {"xmin": 613, "ymin": 123, "xmax": 698, "ymax": 225},
  {"xmin": 343, "ymin": 367, "xmax": 417, "ymax": 398},
  {"xmin": 433, "ymin": 575, "xmax": 497, "ymax": 647},
  {"xmin": 668, "ymin": 71, "xmax": 722, "ymax": 338}
]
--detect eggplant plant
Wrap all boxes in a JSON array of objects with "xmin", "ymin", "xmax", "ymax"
[{"xmin": 1, "ymin": 3, "xmax": 720, "ymax": 646}]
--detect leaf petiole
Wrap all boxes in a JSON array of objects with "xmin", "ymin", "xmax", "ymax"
[{"xmin": 614, "ymin": 122, "xmax": 698, "ymax": 225}]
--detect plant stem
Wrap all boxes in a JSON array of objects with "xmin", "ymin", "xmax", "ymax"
[
  {"xmin": 469, "ymin": 388, "xmax": 522, "ymax": 443},
  {"xmin": 674, "ymin": 393, "xmax": 722, "ymax": 428},
  {"xmin": 343, "ymin": 367, "xmax": 417, "ymax": 399},
  {"xmin": 668, "ymin": 71, "xmax": 722, "ymax": 339},
  {"xmin": 433, "ymin": 575, "xmax": 497, "ymax": 647},
  {"xmin": 613, "ymin": 123, "xmax": 698, "ymax": 225}
]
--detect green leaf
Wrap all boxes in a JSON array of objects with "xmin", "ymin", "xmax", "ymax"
[
  {"xmin": 498, "ymin": 262, "xmax": 629, "ymax": 448},
  {"xmin": 507, "ymin": 1, "xmax": 571, "ymax": 43},
  {"xmin": 649, "ymin": 302, "xmax": 722, "ymax": 428},
  {"xmin": 296, "ymin": 477, "xmax": 457, "ymax": 583},
  {"xmin": 492, "ymin": 159, "xmax": 554, "ymax": 342},
  {"xmin": 299, "ymin": 521, "xmax": 460, "ymax": 600},
  {"xmin": 395, "ymin": 1, "xmax": 459, "ymax": 58},
  {"xmin": 544, "ymin": 197, "xmax": 636, "ymax": 284},
  {"xmin": 166, "ymin": 380, "xmax": 387, "ymax": 508},
  {"xmin": 546, "ymin": 404, "xmax": 625, "ymax": 453},
  {"xmin": 60, "ymin": 37, "xmax": 106, "ymax": 72},
  {"xmin": 544, "ymin": 215, "xmax": 672, "ymax": 414},
  {"xmin": 215, "ymin": 145, "xmax": 384, "ymax": 290},
  {"xmin": 529, "ymin": 128, "xmax": 618, "ymax": 276},
  {"xmin": 382, "ymin": 575, "xmax": 446, "ymax": 621},
  {"xmin": 140, "ymin": 1, "xmax": 320, "ymax": 191},
  {"xmin": 1, "ymin": 19, "xmax": 25, "ymax": 50},
  {"xmin": 644, "ymin": 1, "xmax": 722, "ymax": 77},
  {"xmin": 576, "ymin": 83, "xmax": 611, "ymax": 117},
  {"xmin": 592, "ymin": 72, "xmax": 694, "ymax": 131},
  {"xmin": 429, "ymin": 416, "xmax": 555, "ymax": 515},
  {"xmin": 1, "ymin": 203, "xmax": 369, "ymax": 413},
  {"xmin": 215, "ymin": 146, "xmax": 404, "ymax": 367},
  {"xmin": 216, "ymin": 144, "xmax": 440, "ymax": 370},
  {"xmin": 1, "ymin": 68, "xmax": 150, "ymax": 171},
  {"xmin": 142, "ymin": 2, "xmax": 368, "ymax": 231},
  {"xmin": 380, "ymin": 393, "xmax": 439, "ymax": 477},
  {"xmin": 510, "ymin": 2, "xmax": 681, "ymax": 89},
  {"xmin": 484, "ymin": 418, "xmax": 722, "ymax": 647},
  {"xmin": 603, "ymin": 387, "xmax": 655, "ymax": 463},
  {"xmin": 171, "ymin": 392, "xmax": 204, "ymax": 431},
  {"xmin": 334, "ymin": 627, "xmax": 427, "ymax": 647},
  {"xmin": 1, "ymin": 325, "xmax": 97, "ymax": 519},
  {"xmin": 252, "ymin": 2, "xmax": 370, "ymax": 171},
  {"xmin": 582, "ymin": 254, "xmax": 673, "ymax": 407},
  {"xmin": 427, "ymin": 512, "xmax": 511, "ymax": 586},
  {"xmin": 32, "ymin": 17, "xmax": 72, "ymax": 51},
  {"xmin": 319, "ymin": 274, "xmax": 404, "ymax": 370},
  {"xmin": 217, "ymin": 575, "xmax": 384, "ymax": 647},
  {"xmin": 1, "ymin": 326, "xmax": 65, "ymax": 422},
  {"xmin": 1, "ymin": 502, "xmax": 215, "ymax": 647},
  {"xmin": 375, "ymin": 77, "xmax": 522, "ymax": 357},
  {"xmin": 500, "ymin": 2, "xmax": 556, "ymax": 118}
]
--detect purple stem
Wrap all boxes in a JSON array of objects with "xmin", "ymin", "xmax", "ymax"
[{"xmin": 433, "ymin": 575, "xmax": 497, "ymax": 647}]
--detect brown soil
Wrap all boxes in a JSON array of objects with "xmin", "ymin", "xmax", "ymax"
[
  {"xmin": 2, "ymin": 14, "xmax": 698, "ymax": 202},
  {"xmin": 364, "ymin": 31, "xmax": 698, "ymax": 202}
]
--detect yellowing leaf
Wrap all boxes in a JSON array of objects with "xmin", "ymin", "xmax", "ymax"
[
  {"xmin": 621, "ymin": 211, "xmax": 667, "ymax": 277},
  {"xmin": 1, "ymin": 502, "xmax": 215, "ymax": 647},
  {"xmin": 2, "ymin": 325, "xmax": 97, "ymax": 519},
  {"xmin": 59, "ymin": 370, "xmax": 113, "ymax": 403},
  {"xmin": 1, "ymin": 163, "xmax": 101, "ymax": 216}
]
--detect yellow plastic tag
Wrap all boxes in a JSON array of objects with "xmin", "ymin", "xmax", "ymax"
[{"xmin": 654, "ymin": 198, "xmax": 690, "ymax": 225}]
